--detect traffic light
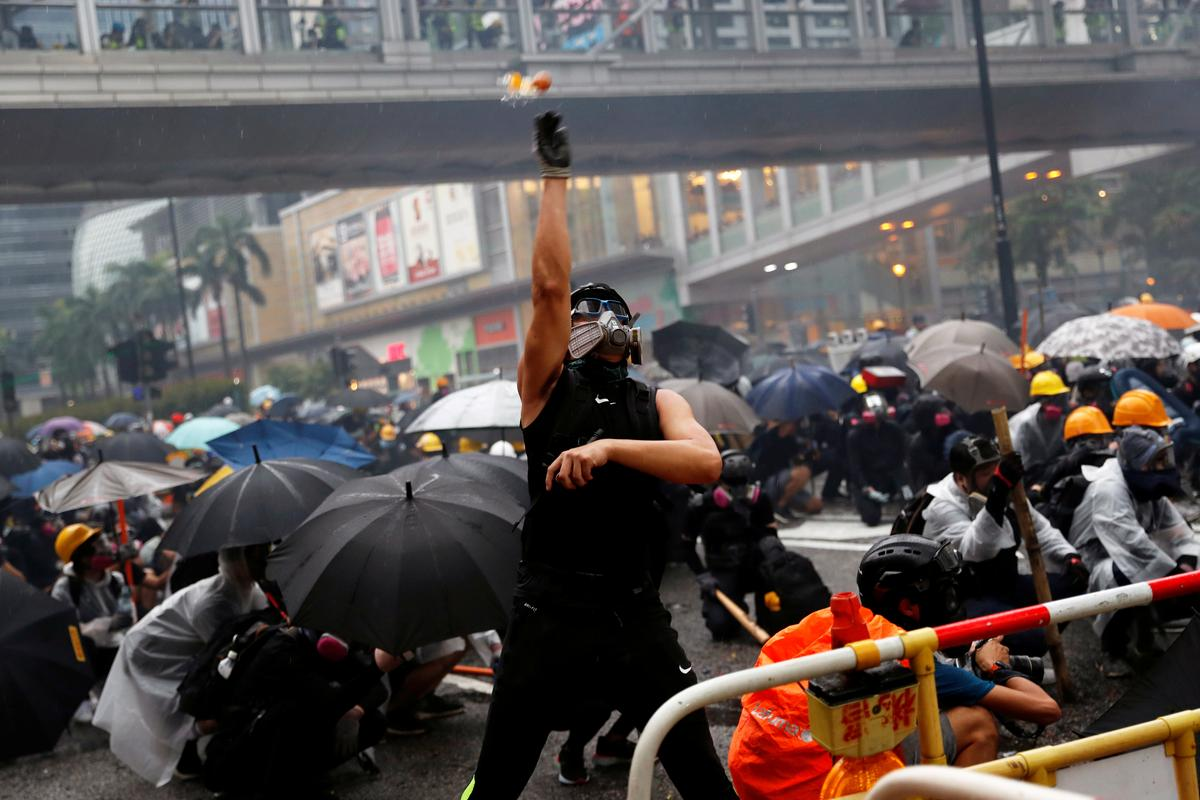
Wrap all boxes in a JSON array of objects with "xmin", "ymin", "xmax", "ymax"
[
  {"xmin": 1, "ymin": 370, "xmax": 16, "ymax": 414},
  {"xmin": 330, "ymin": 346, "xmax": 351, "ymax": 383},
  {"xmin": 111, "ymin": 332, "xmax": 175, "ymax": 384},
  {"xmin": 111, "ymin": 339, "xmax": 139, "ymax": 384}
]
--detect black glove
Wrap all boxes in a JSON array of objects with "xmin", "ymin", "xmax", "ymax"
[
  {"xmin": 1066, "ymin": 554, "xmax": 1090, "ymax": 593},
  {"xmin": 117, "ymin": 542, "xmax": 139, "ymax": 564},
  {"xmin": 110, "ymin": 612, "xmax": 134, "ymax": 632},
  {"xmin": 533, "ymin": 112, "xmax": 571, "ymax": 179},
  {"xmin": 984, "ymin": 453, "xmax": 1024, "ymax": 525},
  {"xmin": 697, "ymin": 571, "xmax": 720, "ymax": 600}
]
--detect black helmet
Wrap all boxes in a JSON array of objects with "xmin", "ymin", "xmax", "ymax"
[
  {"xmin": 948, "ymin": 435, "xmax": 1001, "ymax": 477},
  {"xmin": 570, "ymin": 282, "xmax": 630, "ymax": 316},
  {"xmin": 719, "ymin": 449, "xmax": 753, "ymax": 486},
  {"xmin": 856, "ymin": 535, "xmax": 963, "ymax": 629}
]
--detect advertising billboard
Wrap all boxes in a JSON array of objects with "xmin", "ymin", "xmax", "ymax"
[
  {"xmin": 436, "ymin": 183, "xmax": 482, "ymax": 276},
  {"xmin": 310, "ymin": 224, "xmax": 344, "ymax": 311},
  {"xmin": 374, "ymin": 205, "xmax": 401, "ymax": 286},
  {"xmin": 336, "ymin": 213, "xmax": 373, "ymax": 301},
  {"xmin": 400, "ymin": 188, "xmax": 441, "ymax": 285}
]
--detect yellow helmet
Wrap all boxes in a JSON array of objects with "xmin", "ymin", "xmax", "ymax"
[
  {"xmin": 1009, "ymin": 351, "xmax": 1046, "ymax": 370},
  {"xmin": 850, "ymin": 374, "xmax": 868, "ymax": 394},
  {"xmin": 379, "ymin": 424, "xmax": 397, "ymax": 442},
  {"xmin": 457, "ymin": 436, "xmax": 484, "ymax": 453},
  {"xmin": 415, "ymin": 432, "xmax": 443, "ymax": 453},
  {"xmin": 1112, "ymin": 389, "xmax": 1171, "ymax": 428},
  {"xmin": 1029, "ymin": 371, "xmax": 1069, "ymax": 398},
  {"xmin": 1064, "ymin": 406, "xmax": 1113, "ymax": 441},
  {"xmin": 868, "ymin": 319, "xmax": 888, "ymax": 332},
  {"xmin": 55, "ymin": 523, "xmax": 102, "ymax": 563}
]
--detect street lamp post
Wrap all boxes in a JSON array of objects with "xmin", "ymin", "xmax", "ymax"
[
  {"xmin": 969, "ymin": 0, "xmax": 1019, "ymax": 337},
  {"xmin": 167, "ymin": 198, "xmax": 196, "ymax": 379},
  {"xmin": 892, "ymin": 262, "xmax": 908, "ymax": 325}
]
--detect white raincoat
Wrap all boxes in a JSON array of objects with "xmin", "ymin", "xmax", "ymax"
[
  {"xmin": 93, "ymin": 550, "xmax": 265, "ymax": 786},
  {"xmin": 1069, "ymin": 458, "xmax": 1199, "ymax": 634},
  {"xmin": 1008, "ymin": 402, "xmax": 1066, "ymax": 471},
  {"xmin": 923, "ymin": 473, "xmax": 1075, "ymax": 570}
]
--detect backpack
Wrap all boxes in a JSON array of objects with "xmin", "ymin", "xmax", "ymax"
[
  {"xmin": 68, "ymin": 572, "xmax": 121, "ymax": 607},
  {"xmin": 755, "ymin": 537, "xmax": 831, "ymax": 635},
  {"xmin": 177, "ymin": 607, "xmax": 280, "ymax": 720},
  {"xmin": 1037, "ymin": 474, "xmax": 1091, "ymax": 537},
  {"xmin": 890, "ymin": 488, "xmax": 934, "ymax": 536}
]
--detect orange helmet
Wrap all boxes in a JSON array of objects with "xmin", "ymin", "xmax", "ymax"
[
  {"xmin": 1112, "ymin": 389, "xmax": 1171, "ymax": 429},
  {"xmin": 1064, "ymin": 406, "xmax": 1113, "ymax": 441}
]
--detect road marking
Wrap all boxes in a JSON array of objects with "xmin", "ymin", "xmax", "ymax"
[
  {"xmin": 443, "ymin": 674, "xmax": 493, "ymax": 696},
  {"xmin": 780, "ymin": 539, "xmax": 876, "ymax": 552}
]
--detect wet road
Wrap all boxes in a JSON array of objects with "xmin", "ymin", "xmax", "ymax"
[{"xmin": 2, "ymin": 507, "xmax": 1131, "ymax": 799}]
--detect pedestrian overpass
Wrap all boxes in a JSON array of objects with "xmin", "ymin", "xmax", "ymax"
[{"xmin": 0, "ymin": 0, "xmax": 1197, "ymax": 202}]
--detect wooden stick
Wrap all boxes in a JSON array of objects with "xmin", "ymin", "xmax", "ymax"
[
  {"xmin": 715, "ymin": 589, "xmax": 770, "ymax": 644},
  {"xmin": 452, "ymin": 665, "xmax": 495, "ymax": 677},
  {"xmin": 991, "ymin": 408, "xmax": 1074, "ymax": 701}
]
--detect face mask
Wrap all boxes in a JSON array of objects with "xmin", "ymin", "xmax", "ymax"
[
  {"xmin": 89, "ymin": 555, "xmax": 116, "ymax": 572},
  {"xmin": 1041, "ymin": 403, "xmax": 1063, "ymax": 423},
  {"xmin": 568, "ymin": 310, "xmax": 641, "ymax": 364},
  {"xmin": 1159, "ymin": 373, "xmax": 1180, "ymax": 389},
  {"xmin": 861, "ymin": 410, "xmax": 879, "ymax": 425},
  {"xmin": 934, "ymin": 412, "xmax": 953, "ymax": 428},
  {"xmin": 1124, "ymin": 467, "xmax": 1183, "ymax": 502}
]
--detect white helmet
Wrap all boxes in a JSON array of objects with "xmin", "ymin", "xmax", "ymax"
[
  {"xmin": 489, "ymin": 440, "xmax": 517, "ymax": 458},
  {"xmin": 1184, "ymin": 342, "xmax": 1200, "ymax": 365}
]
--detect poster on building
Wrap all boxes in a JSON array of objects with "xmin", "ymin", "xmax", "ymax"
[
  {"xmin": 374, "ymin": 205, "xmax": 401, "ymax": 286},
  {"xmin": 436, "ymin": 183, "xmax": 482, "ymax": 276},
  {"xmin": 400, "ymin": 188, "xmax": 441, "ymax": 285},
  {"xmin": 473, "ymin": 308, "xmax": 516, "ymax": 347},
  {"xmin": 337, "ymin": 213, "xmax": 373, "ymax": 301},
  {"xmin": 310, "ymin": 224, "xmax": 344, "ymax": 311}
]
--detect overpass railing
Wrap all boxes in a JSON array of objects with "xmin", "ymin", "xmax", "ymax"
[{"xmin": 1, "ymin": 0, "xmax": 1192, "ymax": 56}]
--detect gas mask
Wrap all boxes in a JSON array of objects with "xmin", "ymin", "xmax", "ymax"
[
  {"xmin": 934, "ymin": 412, "xmax": 953, "ymax": 428},
  {"xmin": 568, "ymin": 310, "xmax": 641, "ymax": 364},
  {"xmin": 1041, "ymin": 403, "xmax": 1064, "ymax": 424}
]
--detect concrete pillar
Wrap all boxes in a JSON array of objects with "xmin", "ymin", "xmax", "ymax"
[
  {"xmin": 1122, "ymin": 0, "xmax": 1140, "ymax": 46},
  {"xmin": 380, "ymin": 0, "xmax": 406, "ymax": 42},
  {"xmin": 816, "ymin": 164, "xmax": 833, "ymax": 216},
  {"xmin": 665, "ymin": 174, "xmax": 689, "ymax": 257},
  {"xmin": 237, "ymin": 0, "xmax": 262, "ymax": 54},
  {"xmin": 1035, "ymin": 0, "xmax": 1056, "ymax": 46},
  {"xmin": 776, "ymin": 167, "xmax": 794, "ymax": 228},
  {"xmin": 874, "ymin": 0, "xmax": 887, "ymax": 39},
  {"xmin": 860, "ymin": 162, "xmax": 876, "ymax": 200},
  {"xmin": 923, "ymin": 224, "xmax": 944, "ymax": 319},
  {"xmin": 75, "ymin": 0, "xmax": 101, "ymax": 54},
  {"xmin": 740, "ymin": 169, "xmax": 757, "ymax": 243},
  {"xmin": 849, "ymin": 0, "xmax": 868, "ymax": 43},
  {"xmin": 950, "ymin": 0, "xmax": 968, "ymax": 49},
  {"xmin": 703, "ymin": 170, "xmax": 721, "ymax": 256},
  {"xmin": 747, "ymin": 0, "xmax": 769, "ymax": 51},
  {"xmin": 515, "ymin": 0, "xmax": 538, "ymax": 54}
]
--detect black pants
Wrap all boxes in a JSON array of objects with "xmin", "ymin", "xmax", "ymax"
[
  {"xmin": 466, "ymin": 599, "xmax": 737, "ymax": 799},
  {"xmin": 851, "ymin": 472, "xmax": 904, "ymax": 526},
  {"xmin": 702, "ymin": 568, "xmax": 765, "ymax": 641},
  {"xmin": 964, "ymin": 572, "xmax": 1082, "ymax": 656}
]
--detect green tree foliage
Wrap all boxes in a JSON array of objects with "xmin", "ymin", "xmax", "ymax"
[
  {"xmin": 264, "ymin": 360, "xmax": 337, "ymax": 400},
  {"xmin": 1106, "ymin": 165, "xmax": 1200, "ymax": 299}
]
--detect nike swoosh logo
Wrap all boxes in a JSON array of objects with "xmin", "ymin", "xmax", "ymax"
[
  {"xmin": 594, "ymin": 395, "xmax": 612, "ymax": 404},
  {"xmin": 679, "ymin": 664, "xmax": 693, "ymax": 675}
]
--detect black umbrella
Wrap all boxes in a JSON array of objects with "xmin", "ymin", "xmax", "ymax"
[
  {"xmin": 265, "ymin": 394, "xmax": 303, "ymax": 420},
  {"xmin": 161, "ymin": 455, "xmax": 359, "ymax": 558},
  {"xmin": 652, "ymin": 320, "xmax": 749, "ymax": 387},
  {"xmin": 1086, "ymin": 614, "xmax": 1200, "ymax": 775},
  {"xmin": 104, "ymin": 411, "xmax": 143, "ymax": 431},
  {"xmin": 93, "ymin": 431, "xmax": 174, "ymax": 464},
  {"xmin": 851, "ymin": 336, "xmax": 910, "ymax": 371},
  {"xmin": 328, "ymin": 387, "xmax": 389, "ymax": 409},
  {"xmin": 0, "ymin": 439, "xmax": 40, "ymax": 478},
  {"xmin": 267, "ymin": 465, "xmax": 526, "ymax": 654},
  {"xmin": 405, "ymin": 451, "xmax": 531, "ymax": 509},
  {"xmin": 0, "ymin": 572, "xmax": 95, "ymax": 759}
]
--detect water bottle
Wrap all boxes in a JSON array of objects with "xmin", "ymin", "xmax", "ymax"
[{"xmin": 217, "ymin": 649, "xmax": 238, "ymax": 679}]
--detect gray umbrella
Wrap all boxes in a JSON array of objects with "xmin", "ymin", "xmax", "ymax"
[
  {"xmin": 1037, "ymin": 313, "xmax": 1181, "ymax": 360},
  {"xmin": 659, "ymin": 378, "xmax": 760, "ymax": 433},
  {"xmin": 907, "ymin": 319, "xmax": 1019, "ymax": 359},
  {"xmin": 35, "ymin": 460, "xmax": 206, "ymax": 514},
  {"xmin": 910, "ymin": 344, "xmax": 1029, "ymax": 414}
]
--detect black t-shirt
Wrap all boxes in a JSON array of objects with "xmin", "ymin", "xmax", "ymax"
[
  {"xmin": 520, "ymin": 364, "xmax": 662, "ymax": 586},
  {"xmin": 687, "ymin": 491, "xmax": 776, "ymax": 571},
  {"xmin": 748, "ymin": 429, "xmax": 803, "ymax": 481}
]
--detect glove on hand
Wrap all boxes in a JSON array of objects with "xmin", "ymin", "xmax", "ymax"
[
  {"xmin": 985, "ymin": 452, "xmax": 1024, "ymax": 525},
  {"xmin": 697, "ymin": 572, "xmax": 720, "ymax": 600},
  {"xmin": 1066, "ymin": 555, "xmax": 1090, "ymax": 593},
  {"xmin": 533, "ymin": 112, "xmax": 571, "ymax": 179}
]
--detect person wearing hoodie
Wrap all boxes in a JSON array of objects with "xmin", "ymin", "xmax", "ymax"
[
  {"xmin": 1069, "ymin": 426, "xmax": 1199, "ymax": 675},
  {"xmin": 1008, "ymin": 371, "xmax": 1071, "ymax": 486},
  {"xmin": 92, "ymin": 546, "xmax": 270, "ymax": 786},
  {"xmin": 907, "ymin": 395, "xmax": 959, "ymax": 490},
  {"xmin": 921, "ymin": 435, "xmax": 1085, "ymax": 655}
]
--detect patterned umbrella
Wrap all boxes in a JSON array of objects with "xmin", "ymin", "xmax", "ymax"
[{"xmin": 1037, "ymin": 314, "xmax": 1181, "ymax": 360}]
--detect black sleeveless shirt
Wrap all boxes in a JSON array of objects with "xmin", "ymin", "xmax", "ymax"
[{"xmin": 520, "ymin": 361, "xmax": 662, "ymax": 586}]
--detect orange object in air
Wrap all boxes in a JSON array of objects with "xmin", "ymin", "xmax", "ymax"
[
  {"xmin": 1110, "ymin": 302, "xmax": 1196, "ymax": 330},
  {"xmin": 727, "ymin": 602, "xmax": 906, "ymax": 800}
]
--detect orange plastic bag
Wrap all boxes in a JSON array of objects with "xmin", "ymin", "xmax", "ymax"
[{"xmin": 728, "ymin": 605, "xmax": 905, "ymax": 800}]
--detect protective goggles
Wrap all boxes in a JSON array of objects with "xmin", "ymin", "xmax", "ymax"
[
  {"xmin": 572, "ymin": 298, "xmax": 630, "ymax": 323},
  {"xmin": 1149, "ymin": 442, "xmax": 1177, "ymax": 471}
]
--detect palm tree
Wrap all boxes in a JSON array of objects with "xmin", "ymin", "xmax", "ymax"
[
  {"xmin": 189, "ymin": 217, "xmax": 271, "ymax": 382},
  {"xmin": 183, "ymin": 239, "xmax": 234, "ymax": 379},
  {"xmin": 107, "ymin": 256, "xmax": 189, "ymax": 336},
  {"xmin": 36, "ymin": 299, "xmax": 101, "ymax": 400},
  {"xmin": 1106, "ymin": 165, "xmax": 1200, "ymax": 299}
]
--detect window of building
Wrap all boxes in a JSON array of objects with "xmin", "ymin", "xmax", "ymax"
[
  {"xmin": 681, "ymin": 172, "xmax": 712, "ymax": 263},
  {"xmin": 873, "ymin": 161, "xmax": 911, "ymax": 196},
  {"xmin": 749, "ymin": 167, "xmax": 783, "ymax": 239},
  {"xmin": 787, "ymin": 165, "xmax": 823, "ymax": 224},
  {"xmin": 829, "ymin": 161, "xmax": 864, "ymax": 210},
  {"xmin": 716, "ymin": 169, "xmax": 746, "ymax": 251}
]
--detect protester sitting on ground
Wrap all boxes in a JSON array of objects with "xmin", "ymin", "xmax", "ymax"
[
  {"xmin": 907, "ymin": 395, "xmax": 960, "ymax": 490},
  {"xmin": 51, "ymin": 523, "xmax": 134, "ymax": 686},
  {"xmin": 1034, "ymin": 405, "xmax": 1116, "ymax": 534},
  {"xmin": 93, "ymin": 545, "xmax": 270, "ymax": 785},
  {"xmin": 384, "ymin": 637, "xmax": 467, "ymax": 735},
  {"xmin": 748, "ymin": 419, "xmax": 822, "ymax": 522},
  {"xmin": 683, "ymin": 449, "xmax": 778, "ymax": 641},
  {"xmin": 1069, "ymin": 426, "xmax": 1199, "ymax": 676},
  {"xmin": 920, "ymin": 435, "xmax": 1086, "ymax": 655},
  {"xmin": 200, "ymin": 624, "xmax": 408, "ymax": 796},
  {"xmin": 845, "ymin": 393, "xmax": 911, "ymax": 526},
  {"xmin": 1008, "ymin": 371, "xmax": 1071, "ymax": 487},
  {"xmin": 727, "ymin": 535, "xmax": 1060, "ymax": 800}
]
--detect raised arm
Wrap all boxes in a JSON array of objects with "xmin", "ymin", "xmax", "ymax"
[{"xmin": 518, "ymin": 112, "xmax": 574, "ymax": 426}]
